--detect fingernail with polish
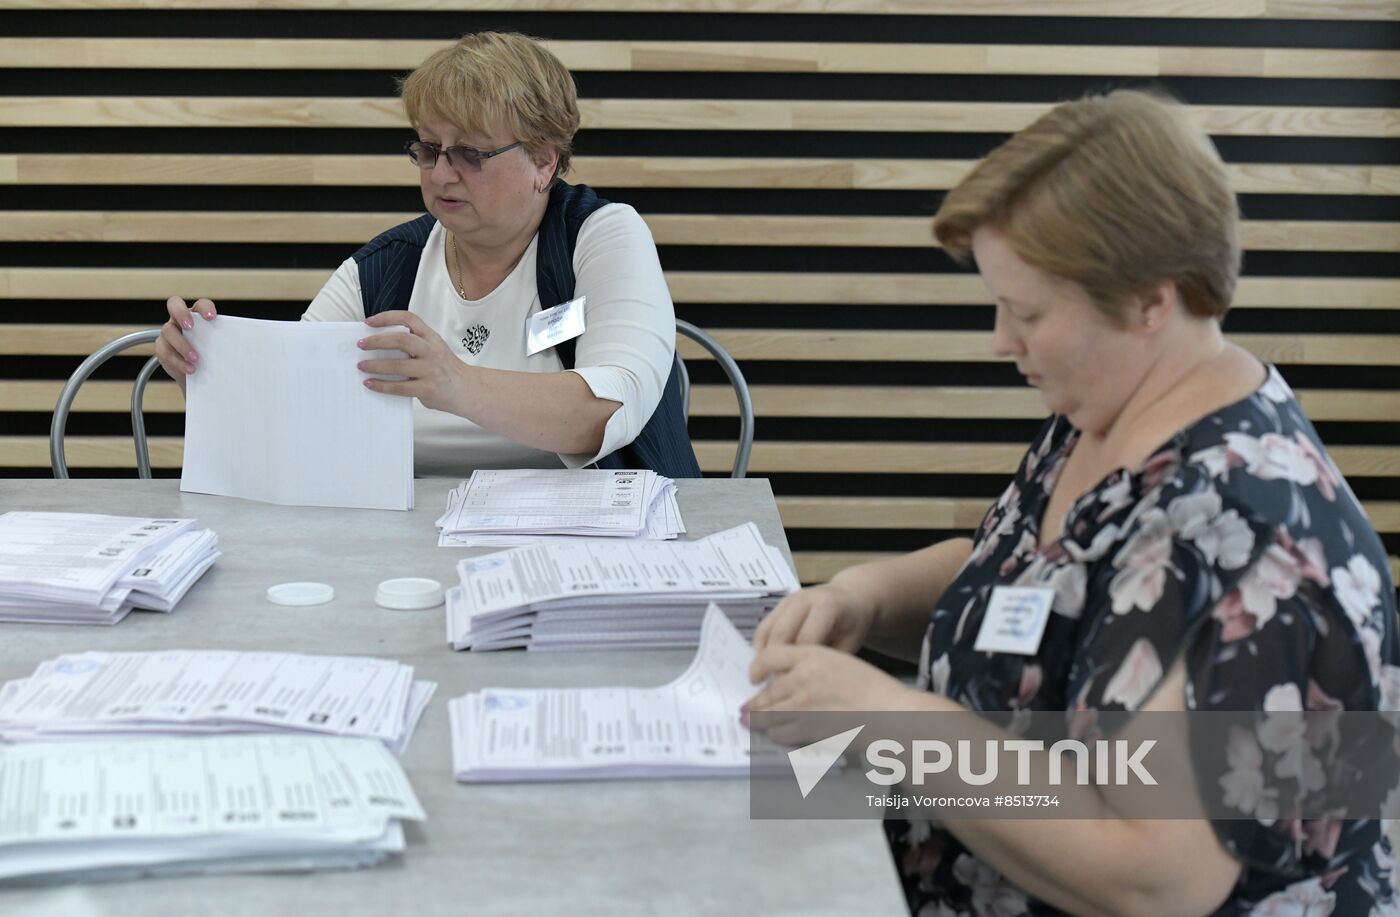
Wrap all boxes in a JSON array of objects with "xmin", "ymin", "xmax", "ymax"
[
  {"xmin": 182, "ymin": 318, "xmax": 193, "ymax": 330},
  {"xmin": 187, "ymin": 351, "xmax": 197, "ymax": 363}
]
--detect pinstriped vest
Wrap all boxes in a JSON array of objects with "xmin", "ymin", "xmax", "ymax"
[{"xmin": 352, "ymin": 181, "xmax": 701, "ymax": 478}]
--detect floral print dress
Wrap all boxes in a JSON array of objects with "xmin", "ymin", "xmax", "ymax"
[{"xmin": 888, "ymin": 366, "xmax": 1400, "ymax": 915}]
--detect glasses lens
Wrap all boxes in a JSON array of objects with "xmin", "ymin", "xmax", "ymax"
[
  {"xmin": 443, "ymin": 146, "xmax": 485, "ymax": 172},
  {"xmin": 406, "ymin": 141, "xmax": 436, "ymax": 167}
]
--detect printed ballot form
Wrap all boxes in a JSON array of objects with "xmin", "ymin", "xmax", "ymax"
[
  {"xmin": 0, "ymin": 651, "xmax": 434, "ymax": 754},
  {"xmin": 0, "ymin": 734, "xmax": 425, "ymax": 883},
  {"xmin": 445, "ymin": 522, "xmax": 798, "ymax": 650},
  {"xmin": 449, "ymin": 603, "xmax": 755, "ymax": 781},
  {"xmin": 436, "ymin": 468, "xmax": 683, "ymax": 546},
  {"xmin": 0, "ymin": 512, "xmax": 217, "ymax": 624},
  {"xmin": 181, "ymin": 315, "xmax": 413, "ymax": 511}
]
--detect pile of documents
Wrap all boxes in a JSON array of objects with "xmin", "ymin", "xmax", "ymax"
[
  {"xmin": 0, "ymin": 512, "xmax": 218, "ymax": 625},
  {"xmin": 445, "ymin": 522, "xmax": 798, "ymax": 651},
  {"xmin": 0, "ymin": 733, "xmax": 424, "ymax": 883},
  {"xmin": 0, "ymin": 650, "xmax": 435, "ymax": 754},
  {"xmin": 450, "ymin": 604, "xmax": 754, "ymax": 781},
  {"xmin": 435, "ymin": 468, "xmax": 683, "ymax": 547}
]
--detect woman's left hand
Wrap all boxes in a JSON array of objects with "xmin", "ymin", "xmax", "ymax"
[
  {"xmin": 745, "ymin": 645, "xmax": 922, "ymax": 743},
  {"xmin": 358, "ymin": 310, "xmax": 468, "ymax": 413}
]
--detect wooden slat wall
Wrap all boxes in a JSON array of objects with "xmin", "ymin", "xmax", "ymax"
[{"xmin": 2, "ymin": 2, "xmax": 1396, "ymax": 587}]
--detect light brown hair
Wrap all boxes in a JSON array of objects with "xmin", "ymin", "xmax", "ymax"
[
  {"xmin": 933, "ymin": 90, "xmax": 1240, "ymax": 320},
  {"xmin": 400, "ymin": 31, "xmax": 580, "ymax": 180}
]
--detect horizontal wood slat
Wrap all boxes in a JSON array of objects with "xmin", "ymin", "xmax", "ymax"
[
  {"xmin": 0, "ymin": 1, "xmax": 1392, "ymax": 20},
  {"xmin": 3, "ymin": 39, "xmax": 1396, "ymax": 79},
  {"xmin": 687, "ymin": 385, "xmax": 1400, "ymax": 422},
  {"xmin": 792, "ymin": 552, "xmax": 1400, "ymax": 585},
  {"xmin": 778, "ymin": 496, "xmax": 1400, "ymax": 532},
  {"xmin": 6, "ymin": 156, "xmax": 1396, "ymax": 195},
  {"xmin": 5, "ymin": 97, "xmax": 1397, "ymax": 138},
  {"xmin": 16, "ymin": 434, "xmax": 1400, "ymax": 484},
  {"xmin": 693, "ymin": 442, "xmax": 1400, "ymax": 476},
  {"xmin": 6, "ymin": 325, "xmax": 1397, "ymax": 366},
  {"xmin": 2, "ymin": 269, "xmax": 1395, "ymax": 310},
  {"xmin": 12, "ymin": 380, "xmax": 1397, "ymax": 424},
  {"xmin": 5, "ymin": 212, "xmax": 1398, "ymax": 253}
]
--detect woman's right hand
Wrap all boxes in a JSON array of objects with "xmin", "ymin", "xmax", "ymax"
[
  {"xmin": 751, "ymin": 580, "xmax": 878, "ymax": 655},
  {"xmin": 155, "ymin": 296, "xmax": 217, "ymax": 388}
]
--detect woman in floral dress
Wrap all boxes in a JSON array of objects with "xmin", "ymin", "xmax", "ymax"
[{"xmin": 746, "ymin": 90, "xmax": 1399, "ymax": 916}]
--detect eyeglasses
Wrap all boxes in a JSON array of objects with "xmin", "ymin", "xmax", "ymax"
[{"xmin": 404, "ymin": 139, "xmax": 523, "ymax": 173}]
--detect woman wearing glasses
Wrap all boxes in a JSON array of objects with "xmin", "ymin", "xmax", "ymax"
[
  {"xmin": 156, "ymin": 32, "xmax": 695, "ymax": 477},
  {"xmin": 746, "ymin": 91, "xmax": 1399, "ymax": 915}
]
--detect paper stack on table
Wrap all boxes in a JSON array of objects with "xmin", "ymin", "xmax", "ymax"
[
  {"xmin": 436, "ymin": 468, "xmax": 684, "ymax": 547},
  {"xmin": 0, "ymin": 650, "xmax": 435, "ymax": 754},
  {"xmin": 444, "ymin": 522, "xmax": 798, "ymax": 651},
  {"xmin": 0, "ymin": 512, "xmax": 218, "ymax": 625},
  {"xmin": 449, "ymin": 603, "xmax": 754, "ymax": 781},
  {"xmin": 0, "ymin": 733, "xmax": 425, "ymax": 883}
]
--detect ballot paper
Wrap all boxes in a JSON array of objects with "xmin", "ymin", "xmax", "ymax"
[
  {"xmin": 181, "ymin": 315, "xmax": 413, "ymax": 511},
  {"xmin": 0, "ymin": 651, "xmax": 435, "ymax": 754},
  {"xmin": 449, "ymin": 603, "xmax": 755, "ymax": 781},
  {"xmin": 0, "ymin": 733, "xmax": 424, "ymax": 883},
  {"xmin": 445, "ymin": 522, "xmax": 798, "ymax": 651},
  {"xmin": 435, "ymin": 468, "xmax": 684, "ymax": 547},
  {"xmin": 0, "ymin": 512, "xmax": 218, "ymax": 625}
]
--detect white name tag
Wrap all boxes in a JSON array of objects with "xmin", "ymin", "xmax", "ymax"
[
  {"xmin": 972, "ymin": 586, "xmax": 1054, "ymax": 656},
  {"xmin": 526, "ymin": 295, "xmax": 587, "ymax": 355}
]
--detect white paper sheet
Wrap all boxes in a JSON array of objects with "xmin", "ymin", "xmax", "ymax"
[
  {"xmin": 182, "ymin": 315, "xmax": 413, "ymax": 510},
  {"xmin": 0, "ymin": 650, "xmax": 433, "ymax": 751},
  {"xmin": 0, "ymin": 734, "xmax": 424, "ymax": 882},
  {"xmin": 449, "ymin": 604, "xmax": 756, "ymax": 781}
]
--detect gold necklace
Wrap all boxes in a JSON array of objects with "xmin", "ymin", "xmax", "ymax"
[{"xmin": 446, "ymin": 232, "xmax": 469, "ymax": 298}]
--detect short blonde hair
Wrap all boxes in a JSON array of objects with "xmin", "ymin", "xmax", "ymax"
[
  {"xmin": 400, "ymin": 31, "xmax": 580, "ymax": 179},
  {"xmin": 934, "ymin": 90, "xmax": 1240, "ymax": 320}
]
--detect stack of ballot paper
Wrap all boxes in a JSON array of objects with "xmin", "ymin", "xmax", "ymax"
[
  {"xmin": 435, "ymin": 468, "xmax": 683, "ymax": 547},
  {"xmin": 0, "ymin": 512, "xmax": 218, "ymax": 625},
  {"xmin": 0, "ymin": 733, "xmax": 424, "ymax": 883},
  {"xmin": 450, "ymin": 603, "xmax": 755, "ymax": 781},
  {"xmin": 445, "ymin": 522, "xmax": 798, "ymax": 651},
  {"xmin": 0, "ymin": 650, "xmax": 435, "ymax": 755}
]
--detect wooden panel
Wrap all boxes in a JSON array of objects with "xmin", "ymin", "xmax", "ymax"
[
  {"xmin": 5, "ymin": 212, "xmax": 1399, "ymax": 253},
  {"xmin": 775, "ymin": 496, "xmax": 1400, "ymax": 532},
  {"xmin": 7, "ymin": 379, "xmax": 1398, "ymax": 426},
  {"xmin": 18, "ymin": 380, "xmax": 1400, "ymax": 429},
  {"xmin": 6, "ymin": 97, "xmax": 1397, "ymax": 138},
  {"xmin": 7, "ymin": 325, "xmax": 1397, "ymax": 367},
  {"xmin": 792, "ymin": 552, "xmax": 1400, "ymax": 586},
  {"xmin": 5, "ymin": 40, "xmax": 1397, "ymax": 79},
  {"xmin": 695, "ymin": 442, "xmax": 1400, "ymax": 476},
  {"xmin": 3, "ymin": 268, "xmax": 1395, "ymax": 310},
  {"xmin": 688, "ymin": 385, "xmax": 1400, "ymax": 423},
  {"xmin": 6, "ymin": 155, "xmax": 1395, "ymax": 195},
  {"xmin": 0, "ymin": 1, "xmax": 1393, "ymax": 20}
]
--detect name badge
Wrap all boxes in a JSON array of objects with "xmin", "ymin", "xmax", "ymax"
[
  {"xmin": 526, "ymin": 295, "xmax": 587, "ymax": 355},
  {"xmin": 972, "ymin": 586, "xmax": 1054, "ymax": 656}
]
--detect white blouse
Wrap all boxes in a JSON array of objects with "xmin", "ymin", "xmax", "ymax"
[{"xmin": 301, "ymin": 203, "xmax": 676, "ymax": 477}]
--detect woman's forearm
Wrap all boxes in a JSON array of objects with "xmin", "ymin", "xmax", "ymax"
[
  {"xmin": 446, "ymin": 364, "xmax": 619, "ymax": 456},
  {"xmin": 833, "ymin": 538, "xmax": 973, "ymax": 661}
]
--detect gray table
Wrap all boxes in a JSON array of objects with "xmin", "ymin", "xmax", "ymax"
[{"xmin": 0, "ymin": 478, "xmax": 906, "ymax": 917}]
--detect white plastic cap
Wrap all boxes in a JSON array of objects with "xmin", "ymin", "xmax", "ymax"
[
  {"xmin": 266, "ymin": 582, "xmax": 335, "ymax": 607},
  {"xmin": 375, "ymin": 577, "xmax": 444, "ymax": 610}
]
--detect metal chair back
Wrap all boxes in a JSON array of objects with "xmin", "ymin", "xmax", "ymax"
[
  {"xmin": 50, "ymin": 329, "xmax": 164, "ymax": 479},
  {"xmin": 675, "ymin": 319, "xmax": 753, "ymax": 479}
]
